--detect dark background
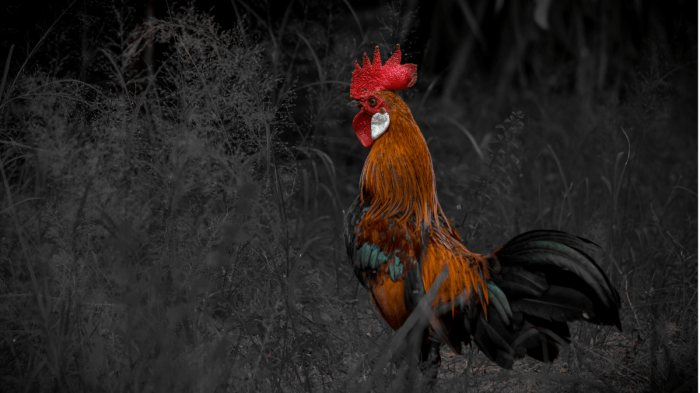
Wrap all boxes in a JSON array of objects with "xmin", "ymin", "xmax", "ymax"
[
  {"xmin": 0, "ymin": 1, "xmax": 697, "ymax": 392},
  {"xmin": 2, "ymin": 0, "xmax": 697, "ymax": 90}
]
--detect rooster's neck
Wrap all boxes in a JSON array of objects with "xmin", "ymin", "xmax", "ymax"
[{"xmin": 359, "ymin": 92, "xmax": 440, "ymax": 229}]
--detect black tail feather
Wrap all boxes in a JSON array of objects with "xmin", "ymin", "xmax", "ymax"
[
  {"xmin": 510, "ymin": 285, "xmax": 595, "ymax": 323},
  {"xmin": 526, "ymin": 333, "xmax": 560, "ymax": 363},
  {"xmin": 494, "ymin": 230, "xmax": 621, "ymax": 329},
  {"xmin": 464, "ymin": 305, "xmax": 516, "ymax": 369},
  {"xmin": 455, "ymin": 230, "xmax": 621, "ymax": 368}
]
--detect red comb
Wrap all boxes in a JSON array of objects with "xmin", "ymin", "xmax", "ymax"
[{"xmin": 350, "ymin": 45, "xmax": 417, "ymax": 99}]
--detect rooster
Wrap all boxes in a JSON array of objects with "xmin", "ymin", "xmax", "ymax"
[{"xmin": 343, "ymin": 46, "xmax": 621, "ymax": 377}]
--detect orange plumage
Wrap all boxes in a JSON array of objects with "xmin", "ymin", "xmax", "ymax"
[
  {"xmin": 344, "ymin": 46, "xmax": 621, "ymax": 378},
  {"xmin": 358, "ymin": 91, "xmax": 490, "ymax": 312}
]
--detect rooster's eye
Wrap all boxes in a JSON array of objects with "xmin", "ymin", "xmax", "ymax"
[{"xmin": 368, "ymin": 97, "xmax": 377, "ymax": 107}]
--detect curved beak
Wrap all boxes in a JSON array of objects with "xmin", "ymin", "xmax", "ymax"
[{"xmin": 348, "ymin": 99, "xmax": 360, "ymax": 108}]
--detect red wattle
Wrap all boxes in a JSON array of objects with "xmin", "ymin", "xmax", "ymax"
[{"xmin": 353, "ymin": 111, "xmax": 374, "ymax": 148}]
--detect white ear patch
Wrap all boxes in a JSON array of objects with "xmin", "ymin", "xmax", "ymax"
[{"xmin": 371, "ymin": 112, "xmax": 390, "ymax": 140}]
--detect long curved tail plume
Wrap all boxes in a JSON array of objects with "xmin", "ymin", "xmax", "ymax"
[{"xmin": 456, "ymin": 230, "xmax": 621, "ymax": 368}]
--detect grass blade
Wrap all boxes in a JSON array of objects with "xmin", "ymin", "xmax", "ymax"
[
  {"xmin": 447, "ymin": 116, "xmax": 485, "ymax": 161},
  {"xmin": 0, "ymin": 45, "xmax": 14, "ymax": 103},
  {"xmin": 297, "ymin": 33, "xmax": 324, "ymax": 83},
  {"xmin": 342, "ymin": 0, "xmax": 364, "ymax": 37}
]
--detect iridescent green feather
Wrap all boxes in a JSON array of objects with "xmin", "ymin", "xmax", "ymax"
[
  {"xmin": 487, "ymin": 281, "xmax": 513, "ymax": 324},
  {"xmin": 376, "ymin": 250, "xmax": 388, "ymax": 266},
  {"xmin": 359, "ymin": 243, "xmax": 372, "ymax": 268},
  {"xmin": 369, "ymin": 246, "xmax": 381, "ymax": 269}
]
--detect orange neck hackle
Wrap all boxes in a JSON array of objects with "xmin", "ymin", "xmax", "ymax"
[{"xmin": 359, "ymin": 91, "xmax": 440, "ymax": 231}]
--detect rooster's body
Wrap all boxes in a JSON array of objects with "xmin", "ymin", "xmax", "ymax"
[{"xmin": 344, "ymin": 46, "xmax": 621, "ymax": 375}]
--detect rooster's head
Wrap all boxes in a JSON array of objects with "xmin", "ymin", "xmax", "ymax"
[{"xmin": 349, "ymin": 45, "xmax": 417, "ymax": 148}]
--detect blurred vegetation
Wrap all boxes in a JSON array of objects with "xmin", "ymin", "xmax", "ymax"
[{"xmin": 0, "ymin": 0, "xmax": 696, "ymax": 392}]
